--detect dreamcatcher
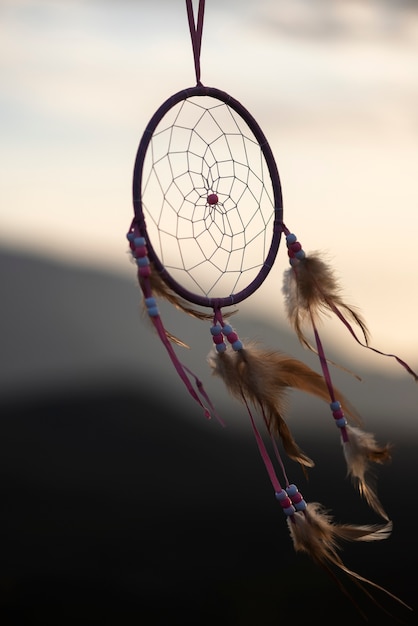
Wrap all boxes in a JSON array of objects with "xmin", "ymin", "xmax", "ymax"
[{"xmin": 126, "ymin": 0, "xmax": 416, "ymax": 617}]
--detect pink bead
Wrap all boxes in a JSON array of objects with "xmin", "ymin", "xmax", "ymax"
[
  {"xmin": 207, "ymin": 193, "xmax": 218, "ymax": 205},
  {"xmin": 333, "ymin": 409, "xmax": 344, "ymax": 419},
  {"xmin": 291, "ymin": 492, "xmax": 303, "ymax": 504},
  {"xmin": 227, "ymin": 332, "xmax": 238, "ymax": 343},
  {"xmin": 290, "ymin": 242, "xmax": 302, "ymax": 253},
  {"xmin": 139, "ymin": 266, "xmax": 151, "ymax": 278},
  {"xmin": 213, "ymin": 334, "xmax": 224, "ymax": 345},
  {"xmin": 279, "ymin": 496, "xmax": 292, "ymax": 509},
  {"xmin": 135, "ymin": 246, "xmax": 147, "ymax": 258}
]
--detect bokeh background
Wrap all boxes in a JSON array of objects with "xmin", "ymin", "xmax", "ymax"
[{"xmin": 1, "ymin": 1, "xmax": 417, "ymax": 624}]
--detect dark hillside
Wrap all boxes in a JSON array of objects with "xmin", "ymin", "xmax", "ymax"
[{"xmin": 0, "ymin": 247, "xmax": 416, "ymax": 624}]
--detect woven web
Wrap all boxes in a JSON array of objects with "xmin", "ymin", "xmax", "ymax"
[{"xmin": 141, "ymin": 96, "xmax": 276, "ymax": 299}]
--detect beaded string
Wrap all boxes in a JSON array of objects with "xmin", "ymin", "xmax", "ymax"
[
  {"xmin": 210, "ymin": 308, "xmax": 243, "ymax": 353},
  {"xmin": 127, "ymin": 222, "xmax": 213, "ymax": 419},
  {"xmin": 281, "ymin": 222, "xmax": 418, "ymax": 382},
  {"xmin": 242, "ymin": 392, "xmax": 307, "ymax": 523},
  {"xmin": 281, "ymin": 223, "xmax": 350, "ymax": 443},
  {"xmin": 210, "ymin": 306, "xmax": 307, "ymax": 521}
]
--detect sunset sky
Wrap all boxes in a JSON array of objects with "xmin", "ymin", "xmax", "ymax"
[{"xmin": 1, "ymin": 0, "xmax": 418, "ymax": 371}]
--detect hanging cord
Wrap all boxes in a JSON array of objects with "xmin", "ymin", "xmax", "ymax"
[{"xmin": 186, "ymin": 0, "xmax": 205, "ymax": 85}]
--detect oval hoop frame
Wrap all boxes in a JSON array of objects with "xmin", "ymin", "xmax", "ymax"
[{"xmin": 132, "ymin": 84, "xmax": 283, "ymax": 309}]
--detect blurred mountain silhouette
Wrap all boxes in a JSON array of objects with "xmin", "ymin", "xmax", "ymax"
[{"xmin": 0, "ymin": 247, "xmax": 416, "ymax": 625}]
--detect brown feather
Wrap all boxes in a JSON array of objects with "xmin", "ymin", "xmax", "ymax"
[
  {"xmin": 138, "ymin": 262, "xmax": 220, "ymax": 347},
  {"xmin": 343, "ymin": 425, "xmax": 392, "ymax": 520},
  {"xmin": 146, "ymin": 262, "xmax": 233, "ymax": 322},
  {"xmin": 209, "ymin": 347, "xmax": 314, "ymax": 468},
  {"xmin": 283, "ymin": 253, "xmax": 370, "ymax": 350},
  {"xmin": 139, "ymin": 299, "xmax": 190, "ymax": 348},
  {"xmin": 288, "ymin": 503, "xmax": 411, "ymax": 615},
  {"xmin": 209, "ymin": 343, "xmax": 362, "ymax": 468}
]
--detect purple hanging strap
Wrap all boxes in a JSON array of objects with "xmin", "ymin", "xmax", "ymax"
[
  {"xmin": 186, "ymin": 0, "xmax": 205, "ymax": 85},
  {"xmin": 328, "ymin": 300, "xmax": 418, "ymax": 381}
]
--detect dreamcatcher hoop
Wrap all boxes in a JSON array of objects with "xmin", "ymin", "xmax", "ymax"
[{"xmin": 132, "ymin": 85, "xmax": 283, "ymax": 308}]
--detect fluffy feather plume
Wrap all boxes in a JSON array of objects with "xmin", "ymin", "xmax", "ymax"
[
  {"xmin": 282, "ymin": 253, "xmax": 369, "ymax": 351},
  {"xmin": 343, "ymin": 425, "xmax": 392, "ymax": 520},
  {"xmin": 209, "ymin": 344, "xmax": 361, "ymax": 468},
  {"xmin": 288, "ymin": 503, "xmax": 410, "ymax": 616}
]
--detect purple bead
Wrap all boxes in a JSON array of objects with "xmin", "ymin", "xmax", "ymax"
[
  {"xmin": 279, "ymin": 496, "xmax": 293, "ymax": 509},
  {"xmin": 135, "ymin": 246, "xmax": 147, "ymax": 258},
  {"xmin": 139, "ymin": 266, "xmax": 151, "ymax": 278}
]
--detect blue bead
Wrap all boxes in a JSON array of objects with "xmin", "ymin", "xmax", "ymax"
[
  {"xmin": 134, "ymin": 236, "xmax": 146, "ymax": 247},
  {"xmin": 145, "ymin": 297, "xmax": 157, "ymax": 308},
  {"xmin": 295, "ymin": 249, "xmax": 306, "ymax": 260},
  {"xmin": 127, "ymin": 232, "xmax": 135, "ymax": 242},
  {"xmin": 286, "ymin": 484, "xmax": 298, "ymax": 497},
  {"xmin": 335, "ymin": 417, "xmax": 347, "ymax": 428},
  {"xmin": 286, "ymin": 233, "xmax": 297, "ymax": 245},
  {"xmin": 275, "ymin": 490, "xmax": 287, "ymax": 501},
  {"xmin": 231, "ymin": 340, "xmax": 243, "ymax": 351},
  {"xmin": 289, "ymin": 257, "xmax": 299, "ymax": 267},
  {"xmin": 215, "ymin": 343, "xmax": 226, "ymax": 353},
  {"xmin": 147, "ymin": 307, "xmax": 159, "ymax": 317},
  {"xmin": 136, "ymin": 257, "xmax": 149, "ymax": 267},
  {"xmin": 330, "ymin": 400, "xmax": 341, "ymax": 411},
  {"xmin": 222, "ymin": 324, "xmax": 233, "ymax": 335},
  {"xmin": 283, "ymin": 505, "xmax": 295, "ymax": 516},
  {"xmin": 210, "ymin": 325, "xmax": 222, "ymax": 335},
  {"xmin": 294, "ymin": 500, "xmax": 307, "ymax": 511}
]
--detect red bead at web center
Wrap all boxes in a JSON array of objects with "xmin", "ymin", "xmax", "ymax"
[{"xmin": 207, "ymin": 193, "xmax": 218, "ymax": 205}]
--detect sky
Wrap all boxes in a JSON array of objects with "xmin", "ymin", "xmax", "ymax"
[{"xmin": 1, "ymin": 0, "xmax": 418, "ymax": 371}]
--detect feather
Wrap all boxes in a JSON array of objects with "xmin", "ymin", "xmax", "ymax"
[
  {"xmin": 139, "ymin": 262, "xmax": 235, "ymax": 347},
  {"xmin": 343, "ymin": 425, "xmax": 392, "ymax": 520},
  {"xmin": 147, "ymin": 261, "xmax": 235, "ymax": 322},
  {"xmin": 209, "ymin": 346, "xmax": 312, "ymax": 468},
  {"xmin": 282, "ymin": 252, "xmax": 369, "ymax": 351},
  {"xmin": 209, "ymin": 343, "xmax": 361, "ymax": 468},
  {"xmin": 139, "ymin": 298, "xmax": 190, "ymax": 348},
  {"xmin": 282, "ymin": 244, "xmax": 418, "ymax": 381},
  {"xmin": 288, "ymin": 503, "xmax": 411, "ymax": 615},
  {"xmin": 137, "ymin": 261, "xmax": 213, "ymax": 347}
]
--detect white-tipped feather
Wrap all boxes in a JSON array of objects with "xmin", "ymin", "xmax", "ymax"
[{"xmin": 343, "ymin": 425, "xmax": 392, "ymax": 520}]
